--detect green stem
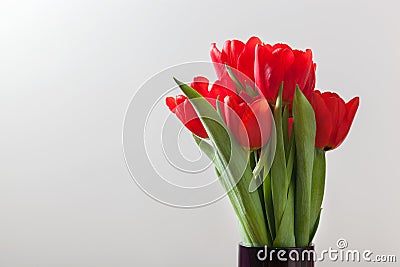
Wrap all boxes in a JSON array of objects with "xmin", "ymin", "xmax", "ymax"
[{"xmin": 310, "ymin": 148, "xmax": 326, "ymax": 242}]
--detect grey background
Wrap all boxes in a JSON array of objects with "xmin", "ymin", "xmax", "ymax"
[{"xmin": 1, "ymin": 0, "xmax": 399, "ymax": 266}]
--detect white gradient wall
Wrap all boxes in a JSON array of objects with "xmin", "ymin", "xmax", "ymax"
[{"xmin": 0, "ymin": 0, "xmax": 399, "ymax": 266}]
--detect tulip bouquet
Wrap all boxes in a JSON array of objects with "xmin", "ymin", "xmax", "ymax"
[{"xmin": 166, "ymin": 37, "xmax": 359, "ymax": 248}]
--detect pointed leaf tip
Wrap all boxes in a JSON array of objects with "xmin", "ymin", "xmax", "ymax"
[{"xmin": 173, "ymin": 77, "xmax": 182, "ymax": 86}]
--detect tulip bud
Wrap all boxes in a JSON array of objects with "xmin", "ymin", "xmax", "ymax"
[{"xmin": 309, "ymin": 90, "xmax": 359, "ymax": 150}]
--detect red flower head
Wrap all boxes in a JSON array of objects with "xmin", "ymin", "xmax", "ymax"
[
  {"xmin": 165, "ymin": 77, "xmax": 218, "ymax": 139},
  {"xmin": 255, "ymin": 44, "xmax": 316, "ymax": 104},
  {"xmin": 211, "ymin": 37, "xmax": 262, "ymax": 88},
  {"xmin": 221, "ymin": 93, "xmax": 272, "ymax": 149},
  {"xmin": 166, "ymin": 95, "xmax": 208, "ymax": 138},
  {"xmin": 309, "ymin": 90, "xmax": 359, "ymax": 151},
  {"xmin": 166, "ymin": 76, "xmax": 272, "ymax": 149},
  {"xmin": 210, "ymin": 37, "xmax": 316, "ymax": 105}
]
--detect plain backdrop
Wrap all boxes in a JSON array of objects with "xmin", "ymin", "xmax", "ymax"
[{"xmin": 1, "ymin": 0, "xmax": 400, "ymax": 266}]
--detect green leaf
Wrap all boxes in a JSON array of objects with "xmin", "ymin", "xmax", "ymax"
[
  {"xmin": 286, "ymin": 127, "xmax": 295, "ymax": 181},
  {"xmin": 244, "ymin": 80, "xmax": 258, "ymax": 98},
  {"xmin": 225, "ymin": 65, "xmax": 258, "ymax": 97},
  {"xmin": 225, "ymin": 64, "xmax": 245, "ymax": 93},
  {"xmin": 273, "ymin": 103, "xmax": 296, "ymax": 247},
  {"xmin": 193, "ymin": 134, "xmax": 215, "ymax": 160},
  {"xmin": 292, "ymin": 86, "xmax": 316, "ymax": 247},
  {"xmin": 193, "ymin": 135, "xmax": 254, "ymax": 245},
  {"xmin": 282, "ymin": 105, "xmax": 290, "ymax": 158},
  {"xmin": 310, "ymin": 148, "xmax": 326, "ymax": 242},
  {"xmin": 270, "ymin": 84, "xmax": 290, "ymax": 232},
  {"xmin": 273, "ymin": 176, "xmax": 295, "ymax": 247},
  {"xmin": 250, "ymin": 131, "xmax": 276, "ymax": 193},
  {"xmin": 252, "ymin": 151, "xmax": 269, "ymax": 242},
  {"xmin": 251, "ymin": 151, "xmax": 264, "ymax": 203},
  {"xmin": 215, "ymin": 95, "xmax": 223, "ymax": 116},
  {"xmin": 263, "ymin": 171, "xmax": 276, "ymax": 240},
  {"xmin": 175, "ymin": 78, "xmax": 270, "ymax": 246},
  {"xmin": 310, "ymin": 208, "xmax": 322, "ymax": 243}
]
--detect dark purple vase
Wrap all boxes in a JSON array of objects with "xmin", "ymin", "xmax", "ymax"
[{"xmin": 239, "ymin": 244, "xmax": 315, "ymax": 267}]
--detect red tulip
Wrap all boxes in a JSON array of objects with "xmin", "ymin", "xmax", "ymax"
[
  {"xmin": 210, "ymin": 37, "xmax": 316, "ymax": 104},
  {"xmin": 255, "ymin": 44, "xmax": 316, "ymax": 104},
  {"xmin": 166, "ymin": 95, "xmax": 208, "ymax": 138},
  {"xmin": 192, "ymin": 77, "xmax": 236, "ymax": 108},
  {"xmin": 211, "ymin": 37, "xmax": 262, "ymax": 88},
  {"xmin": 221, "ymin": 94, "xmax": 273, "ymax": 149},
  {"xmin": 309, "ymin": 90, "xmax": 359, "ymax": 150},
  {"xmin": 166, "ymin": 76, "xmax": 272, "ymax": 149}
]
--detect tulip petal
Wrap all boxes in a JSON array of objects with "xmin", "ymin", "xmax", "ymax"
[
  {"xmin": 268, "ymin": 47, "xmax": 295, "ymax": 101},
  {"xmin": 237, "ymin": 36, "xmax": 262, "ymax": 82},
  {"xmin": 240, "ymin": 98, "xmax": 272, "ymax": 149},
  {"xmin": 283, "ymin": 49, "xmax": 313, "ymax": 102},
  {"xmin": 334, "ymin": 97, "xmax": 360, "ymax": 149},
  {"xmin": 223, "ymin": 40, "xmax": 245, "ymax": 68},
  {"xmin": 210, "ymin": 43, "xmax": 225, "ymax": 80},
  {"xmin": 310, "ymin": 91, "xmax": 333, "ymax": 149},
  {"xmin": 165, "ymin": 95, "xmax": 208, "ymax": 138},
  {"xmin": 166, "ymin": 97, "xmax": 176, "ymax": 111},
  {"xmin": 254, "ymin": 44, "xmax": 272, "ymax": 100},
  {"xmin": 191, "ymin": 76, "xmax": 210, "ymax": 97},
  {"xmin": 304, "ymin": 63, "xmax": 317, "ymax": 97},
  {"xmin": 323, "ymin": 95, "xmax": 341, "ymax": 148}
]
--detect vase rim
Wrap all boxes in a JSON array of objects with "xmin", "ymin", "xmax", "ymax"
[{"xmin": 239, "ymin": 243, "xmax": 315, "ymax": 250}]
